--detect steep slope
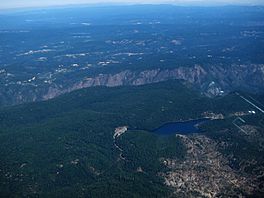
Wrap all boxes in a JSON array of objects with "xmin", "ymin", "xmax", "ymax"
[{"xmin": 43, "ymin": 64, "xmax": 264, "ymax": 100}]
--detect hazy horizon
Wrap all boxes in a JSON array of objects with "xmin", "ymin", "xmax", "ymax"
[{"xmin": 1, "ymin": 0, "xmax": 264, "ymax": 10}]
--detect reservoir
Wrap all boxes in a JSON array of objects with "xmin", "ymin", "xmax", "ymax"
[{"xmin": 153, "ymin": 118, "xmax": 209, "ymax": 135}]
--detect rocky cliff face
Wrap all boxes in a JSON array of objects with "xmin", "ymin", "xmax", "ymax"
[
  {"xmin": 43, "ymin": 64, "xmax": 264, "ymax": 100},
  {"xmin": 1, "ymin": 64, "xmax": 263, "ymax": 106},
  {"xmin": 43, "ymin": 65, "xmax": 209, "ymax": 100},
  {"xmin": 208, "ymin": 64, "xmax": 264, "ymax": 92}
]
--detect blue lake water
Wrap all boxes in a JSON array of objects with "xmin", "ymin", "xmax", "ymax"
[{"xmin": 153, "ymin": 118, "xmax": 209, "ymax": 135}]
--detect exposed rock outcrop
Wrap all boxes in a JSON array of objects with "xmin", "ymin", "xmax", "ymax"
[
  {"xmin": 43, "ymin": 65, "xmax": 209, "ymax": 100},
  {"xmin": 43, "ymin": 64, "xmax": 264, "ymax": 101},
  {"xmin": 161, "ymin": 135, "xmax": 256, "ymax": 197},
  {"xmin": 1, "ymin": 64, "xmax": 263, "ymax": 106}
]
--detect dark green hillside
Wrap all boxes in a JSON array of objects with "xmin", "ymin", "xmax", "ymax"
[
  {"xmin": 0, "ymin": 80, "xmax": 210, "ymax": 130},
  {"xmin": 0, "ymin": 80, "xmax": 263, "ymax": 197}
]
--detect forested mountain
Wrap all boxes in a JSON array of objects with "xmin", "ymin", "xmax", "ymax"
[{"xmin": 0, "ymin": 81, "xmax": 263, "ymax": 197}]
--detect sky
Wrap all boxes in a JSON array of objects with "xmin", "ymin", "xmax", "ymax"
[{"xmin": 0, "ymin": 0, "xmax": 264, "ymax": 9}]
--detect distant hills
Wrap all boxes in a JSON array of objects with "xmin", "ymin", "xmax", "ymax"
[{"xmin": 0, "ymin": 5, "xmax": 264, "ymax": 106}]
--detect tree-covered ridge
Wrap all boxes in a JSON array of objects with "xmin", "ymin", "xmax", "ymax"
[{"xmin": 0, "ymin": 80, "xmax": 263, "ymax": 197}]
